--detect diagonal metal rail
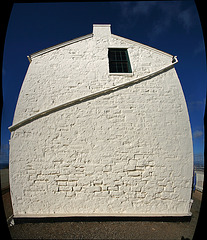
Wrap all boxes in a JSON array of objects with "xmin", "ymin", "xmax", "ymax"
[{"xmin": 8, "ymin": 57, "xmax": 178, "ymax": 132}]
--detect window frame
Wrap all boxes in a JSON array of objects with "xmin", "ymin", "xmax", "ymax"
[{"xmin": 108, "ymin": 48, "xmax": 132, "ymax": 74}]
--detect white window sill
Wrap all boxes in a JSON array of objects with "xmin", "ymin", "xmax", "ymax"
[{"xmin": 109, "ymin": 73, "xmax": 134, "ymax": 77}]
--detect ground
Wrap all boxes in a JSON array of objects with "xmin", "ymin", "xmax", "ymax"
[{"xmin": 1, "ymin": 189, "xmax": 202, "ymax": 240}]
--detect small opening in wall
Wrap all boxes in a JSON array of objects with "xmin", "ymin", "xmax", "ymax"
[{"xmin": 108, "ymin": 48, "xmax": 132, "ymax": 73}]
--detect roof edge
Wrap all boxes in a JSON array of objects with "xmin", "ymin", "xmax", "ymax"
[
  {"xmin": 111, "ymin": 34, "xmax": 174, "ymax": 58},
  {"xmin": 29, "ymin": 33, "xmax": 93, "ymax": 61},
  {"xmin": 28, "ymin": 31, "xmax": 173, "ymax": 62}
]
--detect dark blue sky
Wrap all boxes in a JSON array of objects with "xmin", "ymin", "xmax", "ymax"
[{"xmin": 1, "ymin": 1, "xmax": 206, "ymax": 163}]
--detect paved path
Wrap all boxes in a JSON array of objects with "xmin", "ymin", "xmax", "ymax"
[{"xmin": 1, "ymin": 190, "xmax": 203, "ymax": 240}]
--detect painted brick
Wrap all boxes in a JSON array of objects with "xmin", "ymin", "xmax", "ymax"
[
  {"xmin": 88, "ymin": 186, "xmax": 101, "ymax": 193},
  {"xmin": 125, "ymin": 165, "xmax": 136, "ymax": 171},
  {"xmin": 58, "ymin": 186, "xmax": 73, "ymax": 191},
  {"xmin": 127, "ymin": 170, "xmax": 142, "ymax": 177},
  {"xmin": 107, "ymin": 186, "xmax": 119, "ymax": 191},
  {"xmin": 9, "ymin": 24, "xmax": 193, "ymax": 217}
]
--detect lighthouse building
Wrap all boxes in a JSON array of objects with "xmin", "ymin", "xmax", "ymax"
[{"xmin": 9, "ymin": 24, "xmax": 193, "ymax": 218}]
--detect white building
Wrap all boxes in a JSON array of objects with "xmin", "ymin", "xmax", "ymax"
[{"xmin": 9, "ymin": 24, "xmax": 193, "ymax": 218}]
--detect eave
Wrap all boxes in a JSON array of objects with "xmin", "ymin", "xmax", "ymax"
[
  {"xmin": 111, "ymin": 34, "xmax": 174, "ymax": 58},
  {"xmin": 28, "ymin": 33, "xmax": 93, "ymax": 62}
]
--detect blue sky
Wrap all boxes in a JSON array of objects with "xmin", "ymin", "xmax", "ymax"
[{"xmin": 1, "ymin": 1, "xmax": 206, "ymax": 164}]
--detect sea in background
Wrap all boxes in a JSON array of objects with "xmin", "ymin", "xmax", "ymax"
[
  {"xmin": 194, "ymin": 153, "xmax": 204, "ymax": 171},
  {"xmin": 0, "ymin": 162, "xmax": 9, "ymax": 169},
  {"xmin": 0, "ymin": 144, "xmax": 9, "ymax": 169}
]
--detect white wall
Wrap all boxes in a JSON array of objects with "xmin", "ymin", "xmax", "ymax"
[
  {"xmin": 9, "ymin": 25, "xmax": 193, "ymax": 217},
  {"xmin": 195, "ymin": 170, "xmax": 204, "ymax": 192}
]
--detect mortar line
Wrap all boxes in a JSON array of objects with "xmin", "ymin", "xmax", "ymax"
[{"xmin": 8, "ymin": 58, "xmax": 178, "ymax": 132}]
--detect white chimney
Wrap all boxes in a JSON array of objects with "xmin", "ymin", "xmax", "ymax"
[{"xmin": 93, "ymin": 24, "xmax": 111, "ymax": 37}]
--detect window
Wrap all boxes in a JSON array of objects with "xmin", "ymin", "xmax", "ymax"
[{"xmin": 108, "ymin": 48, "xmax": 132, "ymax": 73}]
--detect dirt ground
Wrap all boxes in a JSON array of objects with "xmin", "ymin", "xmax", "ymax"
[{"xmin": 1, "ymin": 189, "xmax": 203, "ymax": 240}]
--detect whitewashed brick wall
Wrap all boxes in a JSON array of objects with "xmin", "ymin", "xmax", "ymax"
[{"xmin": 9, "ymin": 24, "xmax": 193, "ymax": 217}]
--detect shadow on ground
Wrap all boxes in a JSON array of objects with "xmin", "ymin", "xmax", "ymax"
[{"xmin": 1, "ymin": 190, "xmax": 202, "ymax": 240}]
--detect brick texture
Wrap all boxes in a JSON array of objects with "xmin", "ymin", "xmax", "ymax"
[{"xmin": 9, "ymin": 25, "xmax": 193, "ymax": 217}]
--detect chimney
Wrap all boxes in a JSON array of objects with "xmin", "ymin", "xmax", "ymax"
[{"xmin": 93, "ymin": 24, "xmax": 111, "ymax": 37}]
